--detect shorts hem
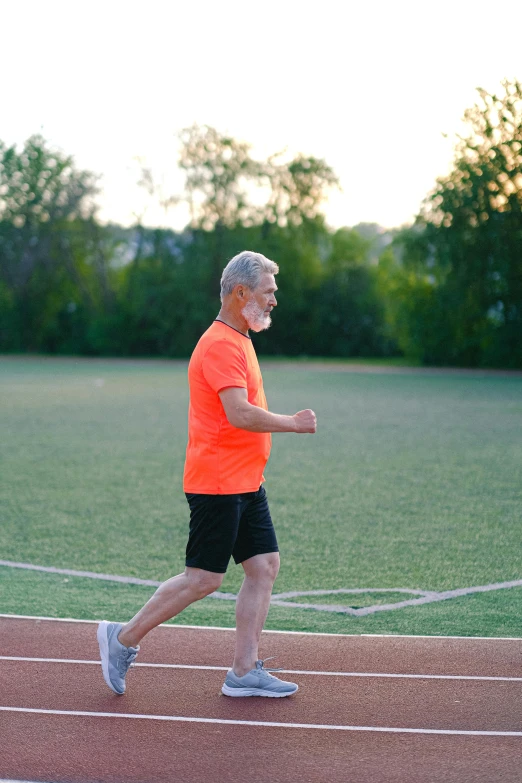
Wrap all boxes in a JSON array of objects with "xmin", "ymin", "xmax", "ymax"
[
  {"xmin": 233, "ymin": 546, "xmax": 280, "ymax": 565},
  {"xmin": 185, "ymin": 559, "xmax": 228, "ymax": 574}
]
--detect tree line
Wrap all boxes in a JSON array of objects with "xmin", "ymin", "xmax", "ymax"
[{"xmin": 1, "ymin": 79, "xmax": 521, "ymax": 367}]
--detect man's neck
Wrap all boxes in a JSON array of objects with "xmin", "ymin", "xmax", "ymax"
[{"xmin": 216, "ymin": 308, "xmax": 249, "ymax": 336}]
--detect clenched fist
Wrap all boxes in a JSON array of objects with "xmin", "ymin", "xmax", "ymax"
[{"xmin": 293, "ymin": 409, "xmax": 317, "ymax": 434}]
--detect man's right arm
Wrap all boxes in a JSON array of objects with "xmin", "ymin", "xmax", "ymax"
[{"xmin": 219, "ymin": 387, "xmax": 316, "ymax": 434}]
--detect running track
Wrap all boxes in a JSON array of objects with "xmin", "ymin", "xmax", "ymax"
[{"xmin": 0, "ymin": 616, "xmax": 521, "ymax": 783}]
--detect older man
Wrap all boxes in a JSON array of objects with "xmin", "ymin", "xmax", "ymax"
[{"xmin": 98, "ymin": 250, "xmax": 317, "ymax": 698}]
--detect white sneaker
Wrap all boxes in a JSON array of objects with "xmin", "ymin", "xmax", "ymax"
[
  {"xmin": 97, "ymin": 621, "xmax": 139, "ymax": 695},
  {"xmin": 222, "ymin": 659, "xmax": 298, "ymax": 697}
]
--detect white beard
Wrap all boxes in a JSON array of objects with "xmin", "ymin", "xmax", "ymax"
[{"xmin": 242, "ymin": 299, "xmax": 272, "ymax": 332}]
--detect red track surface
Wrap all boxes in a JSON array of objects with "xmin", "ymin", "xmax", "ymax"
[{"xmin": 1, "ymin": 616, "xmax": 521, "ymax": 783}]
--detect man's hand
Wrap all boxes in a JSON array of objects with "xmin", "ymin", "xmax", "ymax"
[
  {"xmin": 218, "ymin": 387, "xmax": 317, "ymax": 434},
  {"xmin": 292, "ymin": 409, "xmax": 317, "ymax": 434}
]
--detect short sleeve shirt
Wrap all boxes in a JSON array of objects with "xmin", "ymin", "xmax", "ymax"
[{"xmin": 183, "ymin": 320, "xmax": 272, "ymax": 494}]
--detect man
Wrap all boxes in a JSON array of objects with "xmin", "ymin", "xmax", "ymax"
[{"xmin": 97, "ymin": 250, "xmax": 317, "ymax": 698}]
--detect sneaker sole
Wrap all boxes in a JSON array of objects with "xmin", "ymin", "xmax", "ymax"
[
  {"xmin": 221, "ymin": 683, "xmax": 298, "ymax": 697},
  {"xmin": 97, "ymin": 621, "xmax": 124, "ymax": 695}
]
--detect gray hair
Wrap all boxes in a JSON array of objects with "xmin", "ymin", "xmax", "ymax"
[{"xmin": 220, "ymin": 251, "xmax": 279, "ymax": 302}]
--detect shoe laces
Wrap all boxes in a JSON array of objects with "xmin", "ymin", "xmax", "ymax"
[
  {"xmin": 256, "ymin": 656, "xmax": 283, "ymax": 674},
  {"xmin": 118, "ymin": 647, "xmax": 138, "ymax": 676}
]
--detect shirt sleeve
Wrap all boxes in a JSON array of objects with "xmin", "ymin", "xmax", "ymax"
[{"xmin": 201, "ymin": 339, "xmax": 247, "ymax": 393}]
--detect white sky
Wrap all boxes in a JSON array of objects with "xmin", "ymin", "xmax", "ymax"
[{"xmin": 2, "ymin": 0, "xmax": 521, "ymax": 231}]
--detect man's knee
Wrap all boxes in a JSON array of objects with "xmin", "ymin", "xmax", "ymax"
[
  {"xmin": 186, "ymin": 567, "xmax": 224, "ymax": 598},
  {"xmin": 244, "ymin": 552, "xmax": 280, "ymax": 584}
]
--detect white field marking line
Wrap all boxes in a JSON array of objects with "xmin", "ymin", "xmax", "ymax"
[
  {"xmin": 2, "ymin": 656, "xmax": 522, "ymax": 682},
  {"xmin": 1, "ymin": 613, "xmax": 522, "ymax": 641},
  {"xmin": 1, "ymin": 706, "xmax": 521, "ymax": 736},
  {"xmin": 2, "ymin": 559, "xmax": 522, "ymax": 617},
  {"xmin": 270, "ymin": 583, "xmax": 522, "ymax": 616},
  {"xmin": 0, "ymin": 560, "xmax": 164, "ymax": 588}
]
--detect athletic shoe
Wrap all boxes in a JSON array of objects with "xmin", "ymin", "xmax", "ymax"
[
  {"xmin": 97, "ymin": 621, "xmax": 139, "ymax": 695},
  {"xmin": 221, "ymin": 659, "xmax": 298, "ymax": 697}
]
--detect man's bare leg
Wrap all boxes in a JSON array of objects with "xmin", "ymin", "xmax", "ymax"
[
  {"xmin": 118, "ymin": 567, "xmax": 223, "ymax": 648},
  {"xmin": 232, "ymin": 552, "xmax": 280, "ymax": 676}
]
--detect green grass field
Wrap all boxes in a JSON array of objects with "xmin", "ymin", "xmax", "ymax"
[{"xmin": 1, "ymin": 356, "xmax": 521, "ymax": 637}]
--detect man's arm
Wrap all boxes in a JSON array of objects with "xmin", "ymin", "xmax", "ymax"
[{"xmin": 219, "ymin": 387, "xmax": 316, "ymax": 434}]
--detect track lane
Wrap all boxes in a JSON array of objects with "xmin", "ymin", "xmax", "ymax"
[
  {"xmin": 1, "ymin": 659, "xmax": 521, "ymax": 732},
  {"xmin": 1, "ymin": 617, "xmax": 521, "ymax": 677},
  {"xmin": 3, "ymin": 655, "xmax": 521, "ymax": 682},
  {"xmin": 1, "ymin": 617, "xmax": 522, "ymax": 783},
  {"xmin": 1, "ymin": 712, "xmax": 520, "ymax": 783}
]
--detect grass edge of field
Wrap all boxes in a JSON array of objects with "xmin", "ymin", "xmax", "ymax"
[
  {"xmin": 0, "ymin": 353, "xmax": 418, "ymax": 368},
  {"xmin": 2, "ymin": 567, "xmax": 522, "ymax": 639},
  {"xmin": 3, "ymin": 353, "xmax": 522, "ymax": 374}
]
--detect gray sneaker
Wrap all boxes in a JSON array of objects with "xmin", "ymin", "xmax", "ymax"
[
  {"xmin": 97, "ymin": 621, "xmax": 139, "ymax": 695},
  {"xmin": 222, "ymin": 659, "xmax": 298, "ymax": 698}
]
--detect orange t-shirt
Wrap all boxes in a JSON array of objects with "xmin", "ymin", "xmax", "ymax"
[{"xmin": 183, "ymin": 320, "xmax": 272, "ymax": 494}]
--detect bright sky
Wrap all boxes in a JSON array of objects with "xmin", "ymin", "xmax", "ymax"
[{"xmin": 2, "ymin": 0, "xmax": 521, "ymax": 231}]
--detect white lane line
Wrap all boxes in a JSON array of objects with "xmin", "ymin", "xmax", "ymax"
[
  {"xmin": 0, "ymin": 656, "xmax": 226, "ymax": 671},
  {"xmin": 0, "ymin": 706, "xmax": 521, "ymax": 736},
  {"xmin": 1, "ymin": 656, "xmax": 521, "ymax": 682},
  {"xmin": 1, "ymin": 613, "xmax": 521, "ymax": 641}
]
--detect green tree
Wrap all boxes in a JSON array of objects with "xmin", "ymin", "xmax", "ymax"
[
  {"xmin": 176, "ymin": 125, "xmax": 340, "ymax": 230},
  {"xmin": 263, "ymin": 152, "xmax": 339, "ymax": 227},
  {"xmin": 312, "ymin": 228, "xmax": 395, "ymax": 357},
  {"xmin": 379, "ymin": 79, "xmax": 522, "ymax": 367},
  {"xmin": 175, "ymin": 125, "xmax": 263, "ymax": 295},
  {"xmin": 0, "ymin": 135, "xmax": 111, "ymax": 352},
  {"xmin": 173, "ymin": 125, "xmax": 339, "ymax": 300},
  {"xmin": 178, "ymin": 124, "xmax": 262, "ymax": 231}
]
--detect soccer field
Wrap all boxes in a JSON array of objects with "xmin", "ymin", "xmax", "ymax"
[{"xmin": 1, "ymin": 356, "xmax": 521, "ymax": 636}]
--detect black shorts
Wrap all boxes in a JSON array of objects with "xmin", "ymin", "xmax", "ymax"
[{"xmin": 184, "ymin": 485, "xmax": 279, "ymax": 574}]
